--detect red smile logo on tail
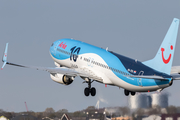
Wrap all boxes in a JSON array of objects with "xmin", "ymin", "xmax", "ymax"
[{"xmin": 161, "ymin": 45, "xmax": 173, "ymax": 64}]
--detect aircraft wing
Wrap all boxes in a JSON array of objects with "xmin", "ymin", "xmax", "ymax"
[
  {"xmin": 5, "ymin": 62, "xmax": 103, "ymax": 81},
  {"xmin": 1, "ymin": 43, "xmax": 103, "ymax": 81}
]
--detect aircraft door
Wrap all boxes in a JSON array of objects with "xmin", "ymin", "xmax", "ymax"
[
  {"xmin": 137, "ymin": 71, "xmax": 144, "ymax": 86},
  {"xmin": 52, "ymin": 41, "xmax": 60, "ymax": 56}
]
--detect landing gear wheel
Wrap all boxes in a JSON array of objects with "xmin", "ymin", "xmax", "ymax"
[
  {"xmin": 84, "ymin": 87, "xmax": 90, "ymax": 96},
  {"xmin": 131, "ymin": 91, "xmax": 136, "ymax": 96},
  {"xmin": 83, "ymin": 79, "xmax": 96, "ymax": 97},
  {"xmin": 91, "ymin": 87, "xmax": 96, "ymax": 96},
  {"xmin": 124, "ymin": 89, "xmax": 129, "ymax": 96}
]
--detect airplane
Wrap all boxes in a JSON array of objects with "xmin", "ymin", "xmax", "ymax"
[{"xmin": 1, "ymin": 18, "xmax": 180, "ymax": 96}]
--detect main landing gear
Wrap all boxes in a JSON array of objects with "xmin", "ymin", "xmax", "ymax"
[
  {"xmin": 84, "ymin": 79, "xmax": 96, "ymax": 96},
  {"xmin": 124, "ymin": 89, "xmax": 136, "ymax": 96}
]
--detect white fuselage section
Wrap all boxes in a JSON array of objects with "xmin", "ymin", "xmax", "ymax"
[{"xmin": 50, "ymin": 52, "xmax": 170, "ymax": 92}]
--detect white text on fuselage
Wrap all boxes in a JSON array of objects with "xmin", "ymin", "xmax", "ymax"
[{"xmin": 70, "ymin": 64, "xmax": 78, "ymax": 68}]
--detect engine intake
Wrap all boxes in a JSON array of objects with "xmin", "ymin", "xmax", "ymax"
[{"xmin": 50, "ymin": 73, "xmax": 74, "ymax": 85}]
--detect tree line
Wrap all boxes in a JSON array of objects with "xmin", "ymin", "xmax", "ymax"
[{"xmin": 0, "ymin": 105, "xmax": 180, "ymax": 119}]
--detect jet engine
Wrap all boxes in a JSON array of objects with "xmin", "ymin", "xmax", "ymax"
[{"xmin": 50, "ymin": 73, "xmax": 74, "ymax": 85}]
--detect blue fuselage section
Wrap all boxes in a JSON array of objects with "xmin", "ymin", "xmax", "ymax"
[{"xmin": 49, "ymin": 38, "xmax": 172, "ymax": 92}]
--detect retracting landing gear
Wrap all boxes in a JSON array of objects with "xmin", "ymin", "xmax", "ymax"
[
  {"xmin": 124, "ymin": 89, "xmax": 136, "ymax": 96},
  {"xmin": 131, "ymin": 91, "xmax": 136, "ymax": 96},
  {"xmin": 84, "ymin": 79, "xmax": 96, "ymax": 96},
  {"xmin": 124, "ymin": 89, "xmax": 129, "ymax": 96}
]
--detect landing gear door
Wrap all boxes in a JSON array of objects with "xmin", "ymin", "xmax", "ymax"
[{"xmin": 137, "ymin": 71, "xmax": 144, "ymax": 86}]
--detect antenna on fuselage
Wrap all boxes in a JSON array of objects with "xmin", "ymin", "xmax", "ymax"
[{"xmin": 106, "ymin": 47, "xmax": 108, "ymax": 51}]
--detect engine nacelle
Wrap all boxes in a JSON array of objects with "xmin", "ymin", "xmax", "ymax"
[
  {"xmin": 54, "ymin": 62, "xmax": 61, "ymax": 67},
  {"xmin": 50, "ymin": 73, "xmax": 74, "ymax": 85}
]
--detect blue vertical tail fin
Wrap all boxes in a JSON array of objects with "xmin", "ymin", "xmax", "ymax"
[{"xmin": 143, "ymin": 18, "xmax": 179, "ymax": 75}]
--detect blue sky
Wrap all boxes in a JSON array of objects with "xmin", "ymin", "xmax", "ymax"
[{"xmin": 0, "ymin": 0, "xmax": 180, "ymax": 112}]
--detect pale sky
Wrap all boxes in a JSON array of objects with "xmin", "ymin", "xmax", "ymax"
[{"xmin": 0, "ymin": 0, "xmax": 180, "ymax": 112}]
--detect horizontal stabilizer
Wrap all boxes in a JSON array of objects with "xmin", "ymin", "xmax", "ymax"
[
  {"xmin": 126, "ymin": 75, "xmax": 169, "ymax": 81},
  {"xmin": 171, "ymin": 73, "xmax": 180, "ymax": 80},
  {"xmin": 171, "ymin": 66, "xmax": 180, "ymax": 74}
]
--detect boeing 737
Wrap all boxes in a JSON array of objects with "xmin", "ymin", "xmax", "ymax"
[{"xmin": 2, "ymin": 18, "xmax": 180, "ymax": 96}]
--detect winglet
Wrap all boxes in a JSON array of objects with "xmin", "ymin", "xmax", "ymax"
[{"xmin": 1, "ymin": 43, "xmax": 8, "ymax": 70}]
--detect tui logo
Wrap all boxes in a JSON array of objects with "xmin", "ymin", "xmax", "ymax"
[{"xmin": 161, "ymin": 45, "xmax": 173, "ymax": 64}]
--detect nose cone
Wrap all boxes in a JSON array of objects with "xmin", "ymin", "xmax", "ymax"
[{"xmin": 50, "ymin": 40, "xmax": 62, "ymax": 57}]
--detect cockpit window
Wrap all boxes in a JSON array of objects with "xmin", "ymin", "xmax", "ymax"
[{"xmin": 51, "ymin": 43, "xmax": 54, "ymax": 47}]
